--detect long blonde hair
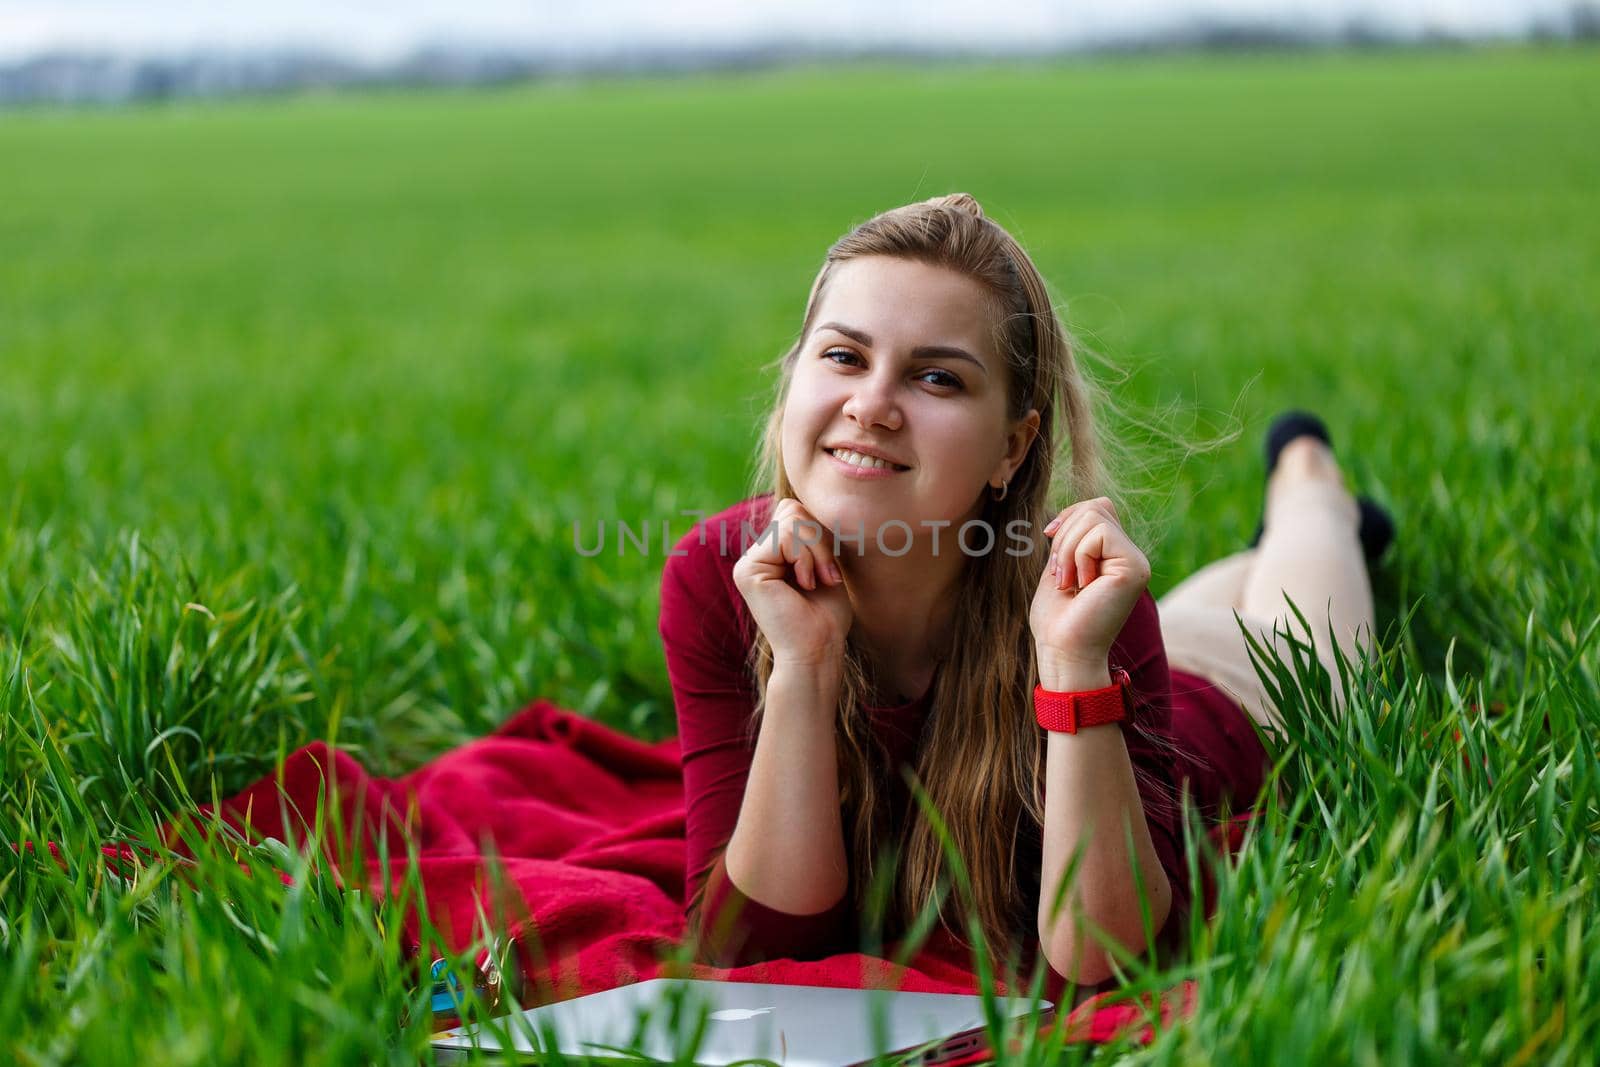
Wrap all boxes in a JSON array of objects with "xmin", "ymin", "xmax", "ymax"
[{"xmin": 742, "ymin": 193, "xmax": 1161, "ymax": 974}]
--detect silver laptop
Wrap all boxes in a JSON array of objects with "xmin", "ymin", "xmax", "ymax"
[{"xmin": 431, "ymin": 977, "xmax": 1053, "ymax": 1066}]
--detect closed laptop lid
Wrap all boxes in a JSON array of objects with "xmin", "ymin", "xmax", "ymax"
[{"xmin": 432, "ymin": 977, "xmax": 1054, "ymax": 1066}]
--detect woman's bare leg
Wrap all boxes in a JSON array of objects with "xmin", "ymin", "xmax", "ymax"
[
  {"xmin": 1158, "ymin": 550, "xmax": 1255, "ymax": 614},
  {"xmin": 1239, "ymin": 437, "xmax": 1375, "ymax": 675},
  {"xmin": 1160, "ymin": 435, "xmax": 1377, "ymax": 735}
]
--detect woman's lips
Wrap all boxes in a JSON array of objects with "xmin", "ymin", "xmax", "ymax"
[{"xmin": 823, "ymin": 447, "xmax": 909, "ymax": 479}]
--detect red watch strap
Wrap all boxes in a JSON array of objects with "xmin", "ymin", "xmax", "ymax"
[{"xmin": 1034, "ymin": 668, "xmax": 1133, "ymax": 733}]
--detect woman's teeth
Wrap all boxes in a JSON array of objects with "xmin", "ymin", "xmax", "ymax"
[{"xmin": 830, "ymin": 448, "xmax": 907, "ymax": 471}]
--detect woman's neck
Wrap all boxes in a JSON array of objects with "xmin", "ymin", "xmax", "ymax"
[{"xmin": 843, "ymin": 548, "xmax": 963, "ymax": 703}]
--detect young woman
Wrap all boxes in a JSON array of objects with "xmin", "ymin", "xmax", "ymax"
[{"xmin": 658, "ymin": 194, "xmax": 1391, "ymax": 999}]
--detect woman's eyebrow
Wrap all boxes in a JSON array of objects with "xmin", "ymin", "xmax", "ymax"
[{"xmin": 815, "ymin": 322, "xmax": 989, "ymax": 377}]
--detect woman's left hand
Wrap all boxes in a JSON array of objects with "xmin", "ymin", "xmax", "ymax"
[{"xmin": 1029, "ymin": 497, "xmax": 1152, "ymax": 670}]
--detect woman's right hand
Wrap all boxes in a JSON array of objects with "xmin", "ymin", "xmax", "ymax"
[{"xmin": 732, "ymin": 497, "xmax": 854, "ymax": 667}]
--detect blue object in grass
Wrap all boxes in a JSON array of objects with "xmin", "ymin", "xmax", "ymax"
[
  {"xmin": 429, "ymin": 950, "xmax": 512, "ymax": 1027},
  {"xmin": 430, "ymin": 958, "xmax": 466, "ymax": 1017}
]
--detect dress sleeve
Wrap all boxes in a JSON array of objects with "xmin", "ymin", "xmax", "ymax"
[
  {"xmin": 658, "ymin": 523, "xmax": 854, "ymax": 966},
  {"xmin": 1107, "ymin": 589, "xmax": 1192, "ymax": 954}
]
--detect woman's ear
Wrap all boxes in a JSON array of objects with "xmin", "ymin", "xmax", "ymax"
[{"xmin": 1002, "ymin": 408, "xmax": 1042, "ymax": 476}]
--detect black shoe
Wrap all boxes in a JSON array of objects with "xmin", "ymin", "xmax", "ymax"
[
  {"xmin": 1262, "ymin": 410, "xmax": 1332, "ymax": 476},
  {"xmin": 1354, "ymin": 496, "xmax": 1395, "ymax": 564},
  {"xmin": 1247, "ymin": 410, "xmax": 1396, "ymax": 565}
]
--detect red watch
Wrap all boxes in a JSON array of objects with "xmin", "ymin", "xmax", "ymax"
[{"xmin": 1034, "ymin": 668, "xmax": 1135, "ymax": 733}]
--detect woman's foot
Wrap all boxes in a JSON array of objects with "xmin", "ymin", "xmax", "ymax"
[
  {"xmin": 1248, "ymin": 410, "xmax": 1396, "ymax": 565},
  {"xmin": 1271, "ymin": 434, "xmax": 1344, "ymax": 494}
]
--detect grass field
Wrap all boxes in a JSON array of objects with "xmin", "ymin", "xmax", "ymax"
[{"xmin": 3, "ymin": 45, "xmax": 1598, "ymax": 1064}]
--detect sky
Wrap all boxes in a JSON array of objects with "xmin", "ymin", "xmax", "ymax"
[{"xmin": 0, "ymin": 1, "xmax": 1572, "ymax": 63}]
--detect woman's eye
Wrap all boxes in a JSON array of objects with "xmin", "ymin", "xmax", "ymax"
[{"xmin": 822, "ymin": 349, "xmax": 963, "ymax": 390}]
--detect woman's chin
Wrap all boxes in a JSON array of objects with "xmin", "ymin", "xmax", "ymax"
[{"xmin": 788, "ymin": 494, "xmax": 868, "ymax": 539}]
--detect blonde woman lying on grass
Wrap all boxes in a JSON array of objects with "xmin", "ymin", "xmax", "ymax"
[{"xmin": 659, "ymin": 193, "xmax": 1394, "ymax": 998}]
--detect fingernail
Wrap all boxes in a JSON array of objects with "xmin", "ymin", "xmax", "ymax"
[{"xmin": 827, "ymin": 564, "xmax": 841, "ymax": 583}]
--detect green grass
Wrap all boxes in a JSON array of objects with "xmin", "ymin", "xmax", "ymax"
[{"xmin": 3, "ymin": 44, "xmax": 1598, "ymax": 1064}]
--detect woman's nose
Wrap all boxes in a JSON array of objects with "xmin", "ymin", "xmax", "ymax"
[{"xmin": 841, "ymin": 374, "xmax": 902, "ymax": 431}]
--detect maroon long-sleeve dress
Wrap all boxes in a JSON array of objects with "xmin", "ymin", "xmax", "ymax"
[{"xmin": 658, "ymin": 493, "xmax": 1268, "ymax": 985}]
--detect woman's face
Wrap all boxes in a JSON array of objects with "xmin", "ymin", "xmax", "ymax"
[{"xmin": 781, "ymin": 255, "xmax": 1039, "ymax": 556}]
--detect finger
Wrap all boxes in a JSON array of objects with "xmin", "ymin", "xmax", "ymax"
[
  {"xmin": 1044, "ymin": 508, "xmax": 1079, "ymax": 578},
  {"xmin": 1051, "ymin": 498, "xmax": 1123, "ymax": 565},
  {"xmin": 1075, "ymin": 524, "xmax": 1113, "ymax": 589},
  {"xmin": 785, "ymin": 509, "xmax": 839, "ymax": 587},
  {"xmin": 746, "ymin": 508, "xmax": 797, "ymax": 570},
  {"xmin": 1049, "ymin": 510, "xmax": 1101, "ymax": 589},
  {"xmin": 778, "ymin": 517, "xmax": 817, "ymax": 590},
  {"xmin": 1072, "ymin": 505, "xmax": 1123, "ymax": 587},
  {"xmin": 814, "ymin": 542, "xmax": 842, "ymax": 584},
  {"xmin": 742, "ymin": 525, "xmax": 785, "ymax": 570},
  {"xmin": 773, "ymin": 503, "xmax": 840, "ymax": 589},
  {"xmin": 1075, "ymin": 526, "xmax": 1103, "ymax": 588},
  {"xmin": 747, "ymin": 503, "xmax": 802, "ymax": 573},
  {"xmin": 1049, "ymin": 522, "xmax": 1077, "ymax": 588},
  {"xmin": 1076, "ymin": 520, "xmax": 1144, "ymax": 588},
  {"xmin": 1041, "ymin": 496, "xmax": 1111, "ymax": 545},
  {"xmin": 796, "ymin": 518, "xmax": 842, "ymax": 586},
  {"xmin": 797, "ymin": 537, "xmax": 837, "ymax": 589},
  {"xmin": 1052, "ymin": 519, "xmax": 1101, "ymax": 591},
  {"xmin": 1048, "ymin": 516, "xmax": 1072, "ymax": 584},
  {"xmin": 1041, "ymin": 501, "xmax": 1084, "ymax": 537},
  {"xmin": 793, "ymin": 550, "xmax": 815, "ymax": 590},
  {"xmin": 1049, "ymin": 511, "xmax": 1113, "ymax": 591},
  {"xmin": 1068, "ymin": 520, "xmax": 1100, "ymax": 589}
]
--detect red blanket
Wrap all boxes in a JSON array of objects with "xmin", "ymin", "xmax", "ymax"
[{"xmin": 199, "ymin": 700, "xmax": 1213, "ymax": 1055}]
